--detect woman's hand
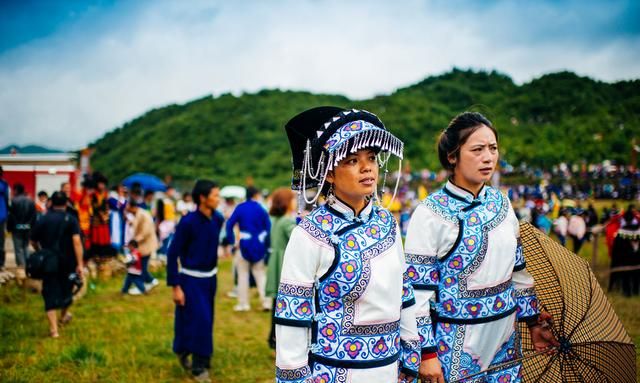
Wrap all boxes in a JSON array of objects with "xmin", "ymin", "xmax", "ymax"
[
  {"xmin": 173, "ymin": 285, "xmax": 186, "ymax": 306},
  {"xmin": 419, "ymin": 358, "xmax": 445, "ymax": 383},
  {"xmin": 529, "ymin": 312, "xmax": 560, "ymax": 355},
  {"xmin": 397, "ymin": 372, "xmax": 415, "ymax": 383}
]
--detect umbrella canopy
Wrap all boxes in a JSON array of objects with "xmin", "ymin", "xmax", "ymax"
[
  {"xmin": 122, "ymin": 173, "xmax": 167, "ymax": 192},
  {"xmin": 517, "ymin": 222, "xmax": 636, "ymax": 382},
  {"xmin": 220, "ymin": 185, "xmax": 245, "ymax": 200}
]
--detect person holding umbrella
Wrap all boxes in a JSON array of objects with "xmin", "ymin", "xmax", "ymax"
[{"xmin": 405, "ymin": 112, "xmax": 558, "ymax": 383}]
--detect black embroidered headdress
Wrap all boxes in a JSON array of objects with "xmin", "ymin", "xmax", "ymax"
[{"xmin": 285, "ymin": 106, "xmax": 404, "ymax": 205}]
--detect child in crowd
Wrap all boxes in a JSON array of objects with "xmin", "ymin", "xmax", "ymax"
[{"xmin": 121, "ymin": 240, "xmax": 146, "ymax": 295}]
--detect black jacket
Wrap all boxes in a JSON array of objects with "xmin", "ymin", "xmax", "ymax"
[{"xmin": 8, "ymin": 195, "xmax": 36, "ymax": 232}]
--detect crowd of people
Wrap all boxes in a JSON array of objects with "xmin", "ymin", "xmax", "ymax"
[{"xmin": 1, "ymin": 107, "xmax": 639, "ymax": 383}]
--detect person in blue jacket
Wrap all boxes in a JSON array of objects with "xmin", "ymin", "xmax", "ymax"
[
  {"xmin": 225, "ymin": 186, "xmax": 271, "ymax": 312},
  {"xmin": 167, "ymin": 179, "xmax": 223, "ymax": 383}
]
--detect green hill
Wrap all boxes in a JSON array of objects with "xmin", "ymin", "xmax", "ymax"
[{"xmin": 89, "ymin": 69, "xmax": 640, "ymax": 188}]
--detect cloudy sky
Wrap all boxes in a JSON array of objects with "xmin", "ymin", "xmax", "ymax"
[{"xmin": 1, "ymin": 0, "xmax": 638, "ymax": 150}]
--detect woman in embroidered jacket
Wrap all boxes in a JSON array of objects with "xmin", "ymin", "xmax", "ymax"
[
  {"xmin": 274, "ymin": 107, "xmax": 421, "ymax": 383},
  {"xmin": 407, "ymin": 112, "xmax": 558, "ymax": 383}
]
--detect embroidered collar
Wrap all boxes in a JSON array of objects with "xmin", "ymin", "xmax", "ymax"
[
  {"xmin": 328, "ymin": 198, "xmax": 373, "ymax": 223},
  {"xmin": 444, "ymin": 180, "xmax": 489, "ymax": 204}
]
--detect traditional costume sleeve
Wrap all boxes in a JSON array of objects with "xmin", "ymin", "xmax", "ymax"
[
  {"xmin": 398, "ymin": 226, "xmax": 421, "ymax": 377},
  {"xmin": 166, "ymin": 218, "xmax": 190, "ymax": 287},
  {"xmin": 511, "ymin": 215, "xmax": 540, "ymax": 323},
  {"xmin": 274, "ymin": 226, "xmax": 321, "ymax": 383},
  {"xmin": 404, "ymin": 204, "xmax": 440, "ymax": 356}
]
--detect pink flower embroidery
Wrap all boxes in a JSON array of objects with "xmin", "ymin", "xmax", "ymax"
[
  {"xmin": 465, "ymin": 303, "xmax": 483, "ymax": 317},
  {"xmin": 406, "ymin": 266, "xmax": 419, "ymax": 282},
  {"xmin": 437, "ymin": 340, "xmax": 450, "ymax": 355},
  {"xmin": 442, "ymin": 299, "xmax": 457, "ymax": 315},
  {"xmin": 372, "ymin": 337, "xmax": 388, "ymax": 355},
  {"xmin": 343, "ymin": 340, "xmax": 363, "ymax": 359},
  {"xmin": 314, "ymin": 373, "xmax": 331, "ymax": 383},
  {"xmin": 325, "ymin": 300, "xmax": 342, "ymax": 312},
  {"xmin": 340, "ymin": 260, "xmax": 358, "ymax": 280},
  {"xmin": 320, "ymin": 323, "xmax": 337, "ymax": 341},
  {"xmin": 466, "ymin": 212, "xmax": 481, "ymax": 226},
  {"xmin": 275, "ymin": 299, "xmax": 287, "ymax": 314},
  {"xmin": 315, "ymin": 214, "xmax": 333, "ymax": 230},
  {"xmin": 430, "ymin": 270, "xmax": 441, "ymax": 284},
  {"xmin": 343, "ymin": 234, "xmax": 360, "ymax": 250},
  {"xmin": 448, "ymin": 255, "xmax": 464, "ymax": 270},
  {"xmin": 463, "ymin": 235, "xmax": 479, "ymax": 252},
  {"xmin": 443, "ymin": 276, "xmax": 456, "ymax": 288},
  {"xmin": 365, "ymin": 224, "xmax": 381, "ymax": 239},
  {"xmin": 295, "ymin": 301, "xmax": 312, "ymax": 317},
  {"xmin": 345, "ymin": 122, "xmax": 362, "ymax": 131},
  {"xmin": 323, "ymin": 282, "xmax": 341, "ymax": 298},
  {"xmin": 441, "ymin": 323, "xmax": 453, "ymax": 334},
  {"xmin": 493, "ymin": 297, "xmax": 506, "ymax": 312}
]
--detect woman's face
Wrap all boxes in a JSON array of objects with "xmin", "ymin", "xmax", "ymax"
[
  {"xmin": 326, "ymin": 149, "xmax": 378, "ymax": 208},
  {"xmin": 451, "ymin": 125, "xmax": 498, "ymax": 191}
]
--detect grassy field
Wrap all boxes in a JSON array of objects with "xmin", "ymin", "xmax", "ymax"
[
  {"xmin": 0, "ymin": 258, "xmax": 275, "ymax": 382},
  {"xmin": 1, "ymin": 224, "xmax": 639, "ymax": 382}
]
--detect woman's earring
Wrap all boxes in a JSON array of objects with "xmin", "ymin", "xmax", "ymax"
[{"xmin": 326, "ymin": 183, "xmax": 336, "ymax": 205}]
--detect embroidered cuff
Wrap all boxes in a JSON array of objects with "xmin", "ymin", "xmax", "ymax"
[
  {"xmin": 515, "ymin": 288, "xmax": 539, "ymax": 320},
  {"xmin": 400, "ymin": 339, "xmax": 421, "ymax": 376},
  {"xmin": 405, "ymin": 253, "xmax": 439, "ymax": 290},
  {"xmin": 416, "ymin": 315, "xmax": 437, "ymax": 351},
  {"xmin": 513, "ymin": 240, "xmax": 527, "ymax": 272},
  {"xmin": 276, "ymin": 366, "xmax": 312, "ymax": 383},
  {"xmin": 274, "ymin": 282, "xmax": 314, "ymax": 327}
]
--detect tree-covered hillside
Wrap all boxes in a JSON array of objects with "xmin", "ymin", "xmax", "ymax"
[{"xmin": 89, "ymin": 69, "xmax": 640, "ymax": 188}]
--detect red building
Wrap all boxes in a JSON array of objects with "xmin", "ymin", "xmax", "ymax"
[{"xmin": 0, "ymin": 153, "xmax": 79, "ymax": 198}]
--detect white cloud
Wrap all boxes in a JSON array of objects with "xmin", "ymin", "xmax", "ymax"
[{"xmin": 1, "ymin": 0, "xmax": 638, "ymax": 149}]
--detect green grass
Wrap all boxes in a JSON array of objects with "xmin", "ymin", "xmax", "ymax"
[
  {"xmin": 0, "ymin": 257, "xmax": 274, "ymax": 382},
  {"xmin": 1, "ymin": 228, "xmax": 638, "ymax": 381}
]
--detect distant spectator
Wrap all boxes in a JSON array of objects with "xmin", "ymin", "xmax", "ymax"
[
  {"xmin": 60, "ymin": 183, "xmax": 78, "ymax": 219},
  {"xmin": 140, "ymin": 190, "xmax": 154, "ymax": 212},
  {"xmin": 534, "ymin": 208, "xmax": 553, "ymax": 235},
  {"xmin": 121, "ymin": 240, "xmax": 146, "ymax": 296},
  {"xmin": 126, "ymin": 199, "xmax": 159, "ymax": 292},
  {"xmin": 8, "ymin": 183, "xmax": 36, "ymax": 268},
  {"xmin": 568, "ymin": 210, "xmax": 587, "ymax": 253},
  {"xmin": 88, "ymin": 172, "xmax": 114, "ymax": 259},
  {"xmin": 0, "ymin": 166, "xmax": 8, "ymax": 270},
  {"xmin": 35, "ymin": 190, "xmax": 48, "ymax": 216},
  {"xmin": 265, "ymin": 187, "xmax": 297, "ymax": 349},
  {"xmin": 30, "ymin": 192, "xmax": 84, "ymax": 338},
  {"xmin": 167, "ymin": 179, "xmax": 223, "ymax": 382},
  {"xmin": 177, "ymin": 191, "xmax": 196, "ymax": 217},
  {"xmin": 554, "ymin": 209, "xmax": 570, "ymax": 246},
  {"xmin": 225, "ymin": 186, "xmax": 271, "ymax": 312}
]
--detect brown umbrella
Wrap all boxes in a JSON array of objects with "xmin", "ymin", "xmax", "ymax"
[
  {"xmin": 450, "ymin": 222, "xmax": 636, "ymax": 382},
  {"xmin": 515, "ymin": 222, "xmax": 636, "ymax": 382}
]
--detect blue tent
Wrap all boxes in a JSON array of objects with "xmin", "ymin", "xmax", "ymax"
[{"xmin": 122, "ymin": 173, "xmax": 167, "ymax": 192}]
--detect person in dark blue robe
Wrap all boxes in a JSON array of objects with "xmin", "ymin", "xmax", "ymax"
[{"xmin": 167, "ymin": 180, "xmax": 223, "ymax": 382}]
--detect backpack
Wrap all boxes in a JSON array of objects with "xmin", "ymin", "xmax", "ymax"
[{"xmin": 26, "ymin": 214, "xmax": 68, "ymax": 279}]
